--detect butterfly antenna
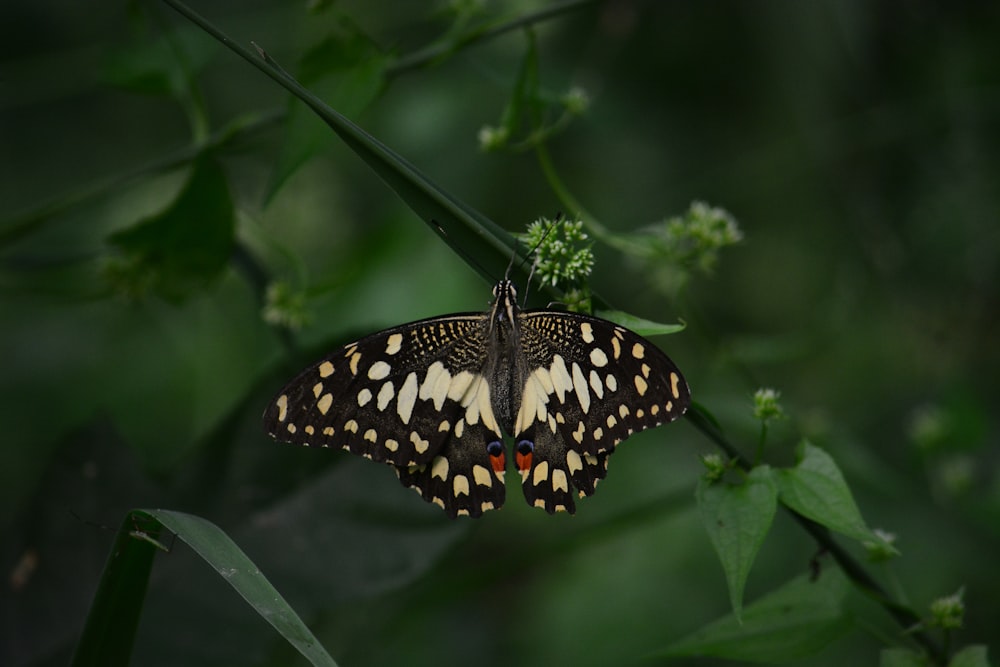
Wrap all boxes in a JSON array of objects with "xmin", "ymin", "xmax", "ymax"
[{"xmin": 517, "ymin": 214, "xmax": 564, "ymax": 307}]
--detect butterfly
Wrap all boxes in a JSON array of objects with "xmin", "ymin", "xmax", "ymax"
[{"xmin": 263, "ymin": 280, "xmax": 690, "ymax": 517}]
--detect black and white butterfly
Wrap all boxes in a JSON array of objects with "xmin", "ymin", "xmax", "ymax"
[{"xmin": 263, "ymin": 280, "xmax": 690, "ymax": 517}]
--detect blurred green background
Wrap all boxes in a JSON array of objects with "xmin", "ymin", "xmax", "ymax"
[{"xmin": 2, "ymin": 1, "xmax": 998, "ymax": 665}]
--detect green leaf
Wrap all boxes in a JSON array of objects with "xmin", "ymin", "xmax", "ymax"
[
  {"xmin": 106, "ymin": 154, "xmax": 234, "ymax": 302},
  {"xmin": 775, "ymin": 441, "xmax": 886, "ymax": 546},
  {"xmin": 145, "ymin": 509, "xmax": 338, "ymax": 667},
  {"xmin": 73, "ymin": 509, "xmax": 339, "ymax": 667},
  {"xmin": 162, "ymin": 1, "xmax": 523, "ymax": 287},
  {"xmin": 949, "ymin": 645, "xmax": 991, "ymax": 667},
  {"xmin": 655, "ymin": 570, "xmax": 851, "ymax": 663},
  {"xmin": 267, "ymin": 27, "xmax": 390, "ymax": 201},
  {"xmin": 697, "ymin": 465, "xmax": 777, "ymax": 621},
  {"xmin": 102, "ymin": 25, "xmax": 218, "ymax": 97},
  {"xmin": 71, "ymin": 514, "xmax": 161, "ymax": 667},
  {"xmin": 595, "ymin": 310, "xmax": 686, "ymax": 337}
]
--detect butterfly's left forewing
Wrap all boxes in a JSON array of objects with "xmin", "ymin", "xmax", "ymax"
[
  {"xmin": 512, "ymin": 310, "xmax": 691, "ymax": 513},
  {"xmin": 263, "ymin": 314, "xmax": 507, "ymax": 518}
]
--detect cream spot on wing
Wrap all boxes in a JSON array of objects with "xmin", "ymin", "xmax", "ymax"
[
  {"xmin": 635, "ymin": 375, "xmax": 648, "ymax": 396},
  {"xmin": 611, "ymin": 336, "xmax": 621, "ymax": 360},
  {"xmin": 304, "ymin": 425, "xmax": 314, "ymax": 435},
  {"xmin": 368, "ymin": 360, "xmax": 391, "ymax": 381},
  {"xmin": 589, "ymin": 369, "xmax": 604, "ymax": 399},
  {"xmin": 636, "ymin": 408, "xmax": 645, "ymax": 419},
  {"xmin": 572, "ymin": 362, "xmax": 591, "ymax": 414},
  {"xmin": 344, "ymin": 419, "xmax": 358, "ymax": 433},
  {"xmin": 581, "ymin": 322, "xmax": 595, "ymax": 343},
  {"xmin": 593, "ymin": 427, "xmax": 604, "ymax": 440},
  {"xmin": 312, "ymin": 382, "xmax": 323, "ymax": 398},
  {"xmin": 376, "ymin": 382, "xmax": 395, "ymax": 410},
  {"xmin": 419, "ymin": 361, "xmax": 450, "ymax": 410},
  {"xmin": 432, "ymin": 497, "xmax": 445, "ymax": 509},
  {"xmin": 619, "ymin": 404, "xmax": 629, "ymax": 418},
  {"xmin": 641, "ymin": 363, "xmax": 651, "ymax": 378},
  {"xmin": 431, "ymin": 456, "xmax": 450, "ymax": 481},
  {"xmin": 286, "ymin": 423, "xmax": 297, "ymax": 434},
  {"xmin": 666, "ymin": 401, "xmax": 674, "ymax": 413},
  {"xmin": 317, "ymin": 393, "xmax": 333, "ymax": 415},
  {"xmin": 385, "ymin": 333, "xmax": 403, "ymax": 355},
  {"xmin": 275, "ymin": 395, "xmax": 288, "ymax": 422},
  {"xmin": 651, "ymin": 404, "xmax": 660, "ymax": 416},
  {"xmin": 632, "ymin": 343, "xmax": 645, "ymax": 359},
  {"xmin": 670, "ymin": 372, "xmax": 682, "ymax": 399},
  {"xmin": 555, "ymin": 412, "xmax": 565, "ymax": 424},
  {"xmin": 385, "ymin": 438, "xmax": 399, "ymax": 452},
  {"xmin": 454, "ymin": 419, "xmax": 465, "ymax": 438},
  {"xmin": 606, "ymin": 374, "xmax": 618, "ymax": 392},
  {"xmin": 323, "ymin": 426, "xmax": 334, "ymax": 436},
  {"xmin": 473, "ymin": 465, "xmax": 493, "ymax": 488},
  {"xmin": 357, "ymin": 388, "xmax": 372, "ymax": 407},
  {"xmin": 349, "ymin": 352, "xmax": 361, "ymax": 376},
  {"xmin": 552, "ymin": 469, "xmax": 569, "ymax": 493},
  {"xmin": 573, "ymin": 421, "xmax": 586, "ymax": 444},
  {"xmin": 453, "ymin": 474, "xmax": 470, "ymax": 497},
  {"xmin": 607, "ymin": 415, "xmax": 617, "ymax": 428},
  {"xmin": 534, "ymin": 498, "xmax": 547, "ymax": 508},
  {"xmin": 438, "ymin": 420, "xmax": 451, "ymax": 432},
  {"xmin": 318, "ymin": 361, "xmax": 334, "ymax": 378},
  {"xmin": 410, "ymin": 431, "xmax": 429, "ymax": 454},
  {"xmin": 549, "ymin": 355, "xmax": 573, "ymax": 403},
  {"xmin": 514, "ymin": 370, "xmax": 549, "ymax": 435},
  {"xmin": 447, "ymin": 371, "xmax": 476, "ymax": 402},
  {"xmin": 566, "ymin": 450, "xmax": 583, "ymax": 474},
  {"xmin": 364, "ymin": 429, "xmax": 377, "ymax": 442},
  {"xmin": 589, "ymin": 347, "xmax": 608, "ymax": 367},
  {"xmin": 532, "ymin": 461, "xmax": 550, "ymax": 486},
  {"xmin": 397, "ymin": 372, "xmax": 419, "ymax": 424}
]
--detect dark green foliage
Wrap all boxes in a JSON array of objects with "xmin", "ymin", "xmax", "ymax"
[{"xmin": 1, "ymin": 1, "xmax": 997, "ymax": 667}]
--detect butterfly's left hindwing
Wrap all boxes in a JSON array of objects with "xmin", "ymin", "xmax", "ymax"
[
  {"xmin": 512, "ymin": 310, "xmax": 691, "ymax": 513},
  {"xmin": 263, "ymin": 314, "xmax": 507, "ymax": 518}
]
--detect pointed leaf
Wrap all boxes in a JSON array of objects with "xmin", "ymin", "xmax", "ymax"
[
  {"xmin": 656, "ymin": 570, "xmax": 851, "ymax": 663},
  {"xmin": 267, "ymin": 29, "xmax": 389, "ymax": 201},
  {"xmin": 142, "ymin": 509, "xmax": 339, "ymax": 667},
  {"xmin": 596, "ymin": 310, "xmax": 686, "ymax": 337},
  {"xmin": 697, "ymin": 465, "xmax": 777, "ymax": 620},
  {"xmin": 775, "ymin": 441, "xmax": 883, "ymax": 545}
]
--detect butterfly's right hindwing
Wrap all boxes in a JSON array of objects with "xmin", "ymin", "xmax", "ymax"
[{"xmin": 262, "ymin": 314, "xmax": 507, "ymax": 517}]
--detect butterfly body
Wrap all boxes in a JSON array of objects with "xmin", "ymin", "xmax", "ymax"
[{"xmin": 264, "ymin": 280, "xmax": 690, "ymax": 517}]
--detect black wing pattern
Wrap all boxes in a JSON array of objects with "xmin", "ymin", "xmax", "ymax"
[
  {"xmin": 512, "ymin": 310, "xmax": 691, "ymax": 513},
  {"xmin": 262, "ymin": 314, "xmax": 507, "ymax": 518}
]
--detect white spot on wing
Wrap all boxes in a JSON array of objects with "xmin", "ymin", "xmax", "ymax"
[
  {"xmin": 385, "ymin": 333, "xmax": 403, "ymax": 355},
  {"xmin": 431, "ymin": 456, "xmax": 450, "ymax": 480},
  {"xmin": 572, "ymin": 362, "xmax": 591, "ymax": 414},
  {"xmin": 368, "ymin": 361, "xmax": 391, "ymax": 381},
  {"xmin": 397, "ymin": 372, "xmax": 419, "ymax": 424},
  {"xmin": 532, "ymin": 461, "xmax": 550, "ymax": 486},
  {"xmin": 376, "ymin": 382, "xmax": 395, "ymax": 410}
]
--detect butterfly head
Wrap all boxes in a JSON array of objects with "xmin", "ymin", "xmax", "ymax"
[{"xmin": 491, "ymin": 280, "xmax": 520, "ymax": 326}]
